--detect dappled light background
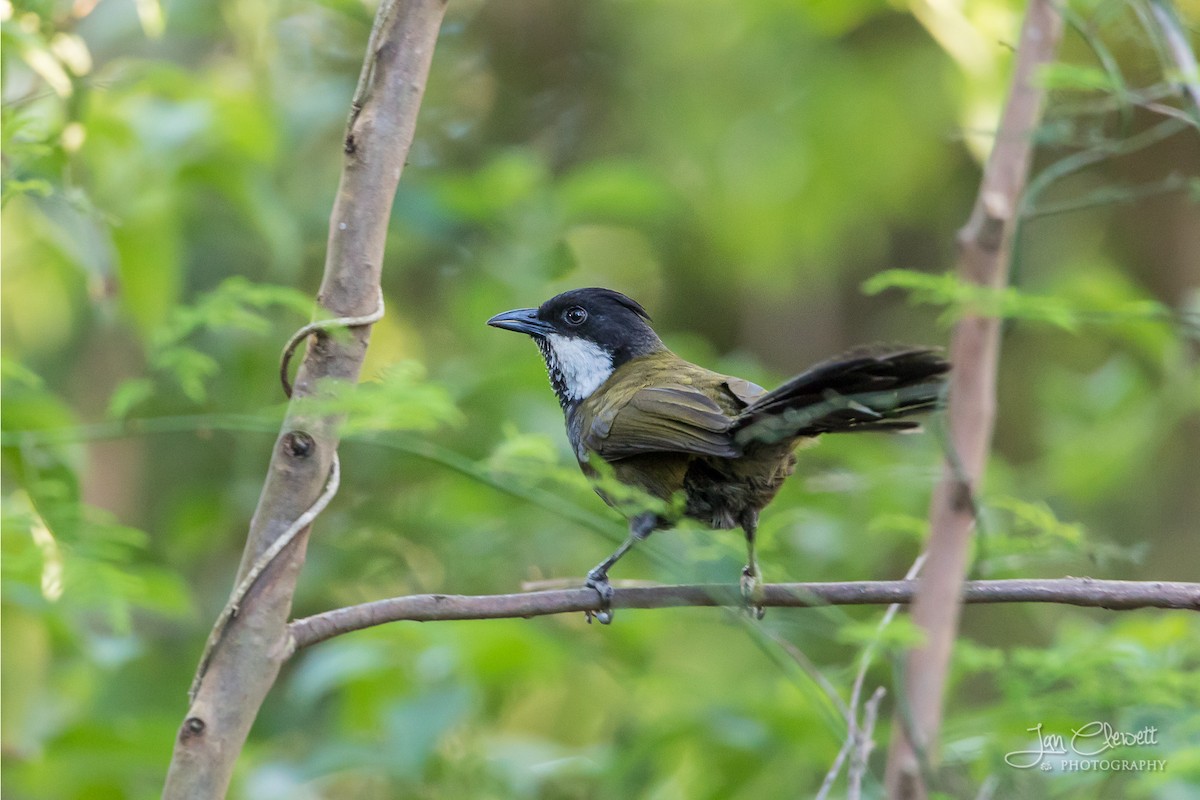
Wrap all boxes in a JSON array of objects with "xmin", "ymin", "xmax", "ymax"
[{"xmin": 3, "ymin": 0, "xmax": 1198, "ymax": 798}]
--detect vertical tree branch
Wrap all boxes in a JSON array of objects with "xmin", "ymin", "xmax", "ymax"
[
  {"xmin": 884, "ymin": 2, "xmax": 1063, "ymax": 798},
  {"xmin": 161, "ymin": 2, "xmax": 447, "ymax": 797}
]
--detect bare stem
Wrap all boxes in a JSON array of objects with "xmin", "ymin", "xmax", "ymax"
[
  {"xmin": 817, "ymin": 554, "xmax": 927, "ymax": 799},
  {"xmin": 849, "ymin": 687, "xmax": 887, "ymax": 800}
]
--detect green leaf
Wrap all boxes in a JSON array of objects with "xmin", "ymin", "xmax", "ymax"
[
  {"xmin": 863, "ymin": 268, "xmax": 1174, "ymax": 332},
  {"xmin": 133, "ymin": 277, "xmax": 312, "ymax": 404},
  {"xmin": 988, "ymin": 496, "xmax": 1084, "ymax": 545},
  {"xmin": 1037, "ymin": 63, "xmax": 1116, "ymax": 92},
  {"xmin": 867, "ymin": 512, "xmax": 928, "ymax": 542},
  {"xmin": 1, "ymin": 357, "xmax": 46, "ymax": 389},
  {"xmin": 150, "ymin": 346, "xmax": 219, "ymax": 403},
  {"xmin": 836, "ymin": 616, "xmax": 926, "ymax": 651},
  {"xmin": 111, "ymin": 188, "xmax": 182, "ymax": 337},
  {"xmin": 1, "ymin": 177, "xmax": 54, "ymax": 199},
  {"xmin": 295, "ymin": 363, "xmax": 463, "ymax": 436},
  {"xmin": 107, "ymin": 378, "xmax": 156, "ymax": 419},
  {"xmin": 557, "ymin": 160, "xmax": 678, "ymax": 224},
  {"xmin": 486, "ymin": 430, "xmax": 561, "ymax": 475},
  {"xmin": 151, "ymin": 276, "xmax": 312, "ymax": 351}
]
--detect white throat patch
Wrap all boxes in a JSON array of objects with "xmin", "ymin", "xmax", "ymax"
[{"xmin": 539, "ymin": 333, "xmax": 614, "ymax": 404}]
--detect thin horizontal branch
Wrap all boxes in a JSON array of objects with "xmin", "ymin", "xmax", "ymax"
[{"xmin": 287, "ymin": 578, "xmax": 1199, "ymax": 652}]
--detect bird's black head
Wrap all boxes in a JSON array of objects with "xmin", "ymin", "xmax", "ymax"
[{"xmin": 488, "ymin": 287, "xmax": 665, "ymax": 407}]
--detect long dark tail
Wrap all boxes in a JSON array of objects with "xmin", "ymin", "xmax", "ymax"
[{"xmin": 732, "ymin": 346, "xmax": 949, "ymax": 446}]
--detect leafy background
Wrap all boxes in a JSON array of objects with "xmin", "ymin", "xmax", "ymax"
[{"xmin": 3, "ymin": 0, "xmax": 1199, "ymax": 798}]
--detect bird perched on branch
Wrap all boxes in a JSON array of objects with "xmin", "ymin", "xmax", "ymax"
[{"xmin": 489, "ymin": 288, "xmax": 948, "ymax": 622}]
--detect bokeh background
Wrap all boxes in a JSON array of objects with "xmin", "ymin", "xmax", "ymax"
[{"xmin": 3, "ymin": 0, "xmax": 1199, "ymax": 797}]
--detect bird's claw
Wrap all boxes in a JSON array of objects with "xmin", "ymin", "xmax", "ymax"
[
  {"xmin": 741, "ymin": 566, "xmax": 765, "ymax": 620},
  {"xmin": 585, "ymin": 570, "xmax": 615, "ymax": 625}
]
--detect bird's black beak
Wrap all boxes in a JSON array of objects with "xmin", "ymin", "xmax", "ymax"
[{"xmin": 487, "ymin": 307, "xmax": 553, "ymax": 337}]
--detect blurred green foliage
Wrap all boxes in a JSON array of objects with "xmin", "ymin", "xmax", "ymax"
[{"xmin": 3, "ymin": 0, "xmax": 1199, "ymax": 798}]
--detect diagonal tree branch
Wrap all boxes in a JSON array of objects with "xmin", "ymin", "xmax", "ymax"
[
  {"xmin": 884, "ymin": 2, "xmax": 1064, "ymax": 797},
  {"xmin": 285, "ymin": 578, "xmax": 1200, "ymax": 652},
  {"xmin": 1148, "ymin": 0, "xmax": 1200, "ymax": 117},
  {"xmin": 161, "ymin": 2, "xmax": 448, "ymax": 798}
]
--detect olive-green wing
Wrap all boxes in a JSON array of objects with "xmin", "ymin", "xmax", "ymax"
[{"xmin": 583, "ymin": 385, "xmax": 740, "ymax": 459}]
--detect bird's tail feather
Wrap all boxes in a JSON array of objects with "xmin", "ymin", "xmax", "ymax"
[{"xmin": 732, "ymin": 347, "xmax": 949, "ymax": 446}]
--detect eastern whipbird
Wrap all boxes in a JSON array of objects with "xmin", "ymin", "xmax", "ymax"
[{"xmin": 489, "ymin": 288, "xmax": 948, "ymax": 622}]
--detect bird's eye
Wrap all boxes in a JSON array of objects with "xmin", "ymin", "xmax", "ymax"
[{"xmin": 564, "ymin": 306, "xmax": 588, "ymax": 325}]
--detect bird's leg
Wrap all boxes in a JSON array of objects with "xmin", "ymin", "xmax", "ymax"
[
  {"xmin": 739, "ymin": 512, "xmax": 765, "ymax": 620},
  {"xmin": 585, "ymin": 512, "xmax": 656, "ymax": 625}
]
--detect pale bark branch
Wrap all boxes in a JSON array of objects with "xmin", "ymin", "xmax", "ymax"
[
  {"xmin": 885, "ymin": 2, "xmax": 1064, "ymax": 797},
  {"xmin": 286, "ymin": 578, "xmax": 1200, "ymax": 652},
  {"xmin": 161, "ymin": 2, "xmax": 447, "ymax": 798}
]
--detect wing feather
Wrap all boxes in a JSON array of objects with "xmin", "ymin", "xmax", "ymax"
[{"xmin": 584, "ymin": 385, "xmax": 739, "ymax": 459}]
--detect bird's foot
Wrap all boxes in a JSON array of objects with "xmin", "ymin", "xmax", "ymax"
[
  {"xmin": 741, "ymin": 566, "xmax": 766, "ymax": 620},
  {"xmin": 585, "ymin": 568, "xmax": 615, "ymax": 625}
]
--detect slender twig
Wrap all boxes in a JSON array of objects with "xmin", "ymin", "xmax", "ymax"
[
  {"xmin": 817, "ymin": 555, "xmax": 927, "ymax": 800},
  {"xmin": 815, "ymin": 731, "xmax": 854, "ymax": 800},
  {"xmin": 1148, "ymin": 0, "xmax": 1200, "ymax": 117},
  {"xmin": 1061, "ymin": 5, "xmax": 1133, "ymax": 134},
  {"xmin": 1021, "ymin": 172, "xmax": 1193, "ymax": 218},
  {"xmin": 285, "ymin": 578, "xmax": 1200, "ymax": 652},
  {"xmin": 1019, "ymin": 81, "xmax": 1179, "ymax": 120},
  {"xmin": 1020, "ymin": 116, "xmax": 1190, "ymax": 215},
  {"xmin": 849, "ymin": 686, "xmax": 887, "ymax": 800}
]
